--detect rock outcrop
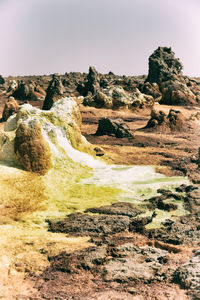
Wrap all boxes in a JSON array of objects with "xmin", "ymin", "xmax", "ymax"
[
  {"xmin": 95, "ymin": 117, "xmax": 134, "ymax": 138},
  {"xmin": 77, "ymin": 66, "xmax": 100, "ymax": 96},
  {"xmin": 42, "ymin": 74, "xmax": 65, "ymax": 110},
  {"xmin": 2, "ymin": 97, "xmax": 19, "ymax": 121},
  {"xmin": 145, "ymin": 109, "xmax": 186, "ymax": 132},
  {"xmin": 146, "ymin": 46, "xmax": 183, "ymax": 84},
  {"xmin": 146, "ymin": 47, "xmax": 197, "ymax": 106},
  {"xmin": 79, "ymin": 67, "xmax": 154, "ymax": 110}
]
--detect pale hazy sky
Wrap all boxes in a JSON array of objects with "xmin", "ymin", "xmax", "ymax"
[{"xmin": 0, "ymin": 0, "xmax": 200, "ymax": 77}]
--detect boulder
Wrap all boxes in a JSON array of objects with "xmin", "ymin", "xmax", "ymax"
[
  {"xmin": 95, "ymin": 117, "xmax": 134, "ymax": 138},
  {"xmin": 2, "ymin": 97, "xmax": 19, "ymax": 121},
  {"xmin": 160, "ymin": 80, "xmax": 196, "ymax": 105},
  {"xmin": 42, "ymin": 74, "xmax": 65, "ymax": 110},
  {"xmin": 12, "ymin": 81, "xmax": 31, "ymax": 100}
]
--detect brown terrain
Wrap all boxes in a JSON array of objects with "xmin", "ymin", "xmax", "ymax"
[{"xmin": 0, "ymin": 47, "xmax": 200, "ymax": 299}]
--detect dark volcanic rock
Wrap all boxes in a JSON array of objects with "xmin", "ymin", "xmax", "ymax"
[
  {"xmin": 146, "ymin": 47, "xmax": 196, "ymax": 106},
  {"xmin": 42, "ymin": 74, "xmax": 65, "ymax": 110},
  {"xmin": 49, "ymin": 245, "xmax": 108, "ymax": 273},
  {"xmin": 145, "ymin": 109, "xmax": 186, "ymax": 132},
  {"xmin": 140, "ymin": 82, "xmax": 162, "ymax": 101},
  {"xmin": 78, "ymin": 66, "xmax": 100, "ymax": 96},
  {"xmin": 146, "ymin": 195, "xmax": 178, "ymax": 211},
  {"xmin": 148, "ymin": 213, "xmax": 200, "ymax": 245},
  {"xmin": 44, "ymin": 243, "xmax": 168, "ymax": 283},
  {"xmin": 146, "ymin": 46, "xmax": 183, "ymax": 85},
  {"xmin": 12, "ymin": 80, "xmax": 44, "ymax": 100},
  {"xmin": 12, "ymin": 80, "xmax": 30, "ymax": 100},
  {"xmin": 160, "ymin": 80, "xmax": 196, "ymax": 106},
  {"xmin": 85, "ymin": 202, "xmax": 141, "ymax": 217},
  {"xmin": 95, "ymin": 117, "xmax": 134, "ymax": 138},
  {"xmin": 0, "ymin": 75, "xmax": 5, "ymax": 85},
  {"xmin": 174, "ymin": 250, "xmax": 200, "ymax": 299},
  {"xmin": 47, "ymin": 213, "xmax": 131, "ymax": 236}
]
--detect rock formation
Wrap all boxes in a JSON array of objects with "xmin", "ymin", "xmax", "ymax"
[
  {"xmin": 0, "ymin": 75, "xmax": 5, "ymax": 85},
  {"xmin": 140, "ymin": 82, "xmax": 162, "ymax": 102},
  {"xmin": 2, "ymin": 96, "xmax": 19, "ymax": 121},
  {"xmin": 95, "ymin": 117, "xmax": 134, "ymax": 138},
  {"xmin": 14, "ymin": 120, "xmax": 52, "ymax": 175},
  {"xmin": 42, "ymin": 74, "xmax": 65, "ymax": 110},
  {"xmin": 145, "ymin": 109, "xmax": 186, "ymax": 132},
  {"xmin": 78, "ymin": 66, "xmax": 100, "ymax": 96},
  {"xmin": 160, "ymin": 80, "xmax": 196, "ymax": 105},
  {"xmin": 145, "ymin": 47, "xmax": 197, "ymax": 105},
  {"xmin": 11, "ymin": 80, "xmax": 46, "ymax": 100},
  {"xmin": 11, "ymin": 80, "xmax": 46, "ymax": 101},
  {"xmin": 146, "ymin": 46, "xmax": 183, "ymax": 84},
  {"xmin": 83, "ymin": 86, "xmax": 154, "ymax": 110}
]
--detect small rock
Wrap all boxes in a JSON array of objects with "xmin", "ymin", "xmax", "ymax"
[{"xmin": 95, "ymin": 117, "xmax": 134, "ymax": 138}]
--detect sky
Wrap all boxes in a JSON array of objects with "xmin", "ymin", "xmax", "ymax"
[{"xmin": 0, "ymin": 0, "xmax": 200, "ymax": 77}]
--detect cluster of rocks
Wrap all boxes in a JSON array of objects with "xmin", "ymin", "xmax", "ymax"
[
  {"xmin": 76, "ymin": 47, "xmax": 200, "ymax": 109},
  {"xmin": 1, "ymin": 46, "xmax": 200, "ymax": 117},
  {"xmin": 145, "ymin": 108, "xmax": 186, "ymax": 132},
  {"xmin": 78, "ymin": 66, "xmax": 154, "ymax": 110},
  {"xmin": 7, "ymin": 79, "xmax": 46, "ymax": 101}
]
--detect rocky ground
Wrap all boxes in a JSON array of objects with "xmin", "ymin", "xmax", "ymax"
[{"xmin": 0, "ymin": 47, "xmax": 200, "ymax": 299}]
